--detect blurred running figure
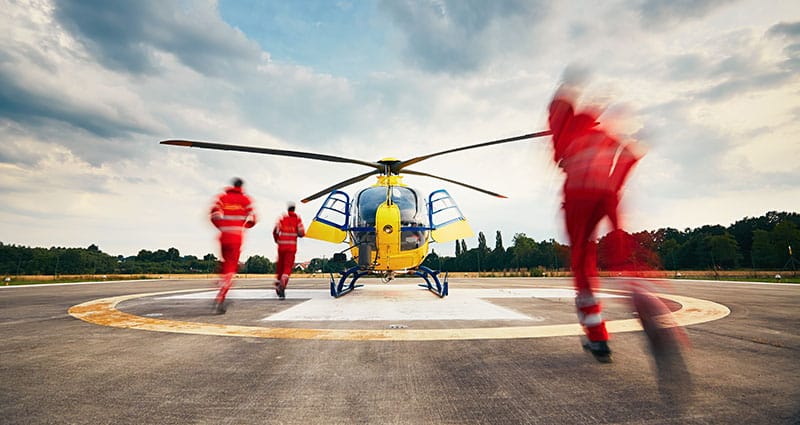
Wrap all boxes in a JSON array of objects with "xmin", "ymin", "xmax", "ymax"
[
  {"xmin": 210, "ymin": 178, "xmax": 257, "ymax": 314},
  {"xmin": 549, "ymin": 83, "xmax": 692, "ymax": 406},
  {"xmin": 548, "ymin": 85, "xmax": 642, "ymax": 362},
  {"xmin": 273, "ymin": 202, "xmax": 305, "ymax": 299}
]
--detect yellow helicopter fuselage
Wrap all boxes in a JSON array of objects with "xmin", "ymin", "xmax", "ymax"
[
  {"xmin": 353, "ymin": 175, "xmax": 430, "ymax": 271},
  {"xmin": 305, "ymin": 173, "xmax": 474, "ymax": 274}
]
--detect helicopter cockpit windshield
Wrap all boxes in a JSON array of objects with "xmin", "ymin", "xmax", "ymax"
[{"xmin": 354, "ymin": 186, "xmax": 428, "ymax": 251}]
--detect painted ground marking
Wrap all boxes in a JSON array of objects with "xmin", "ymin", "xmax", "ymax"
[{"xmin": 68, "ymin": 285, "xmax": 730, "ymax": 341}]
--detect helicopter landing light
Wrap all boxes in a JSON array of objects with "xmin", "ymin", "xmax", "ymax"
[{"xmin": 383, "ymin": 224, "xmax": 394, "ymax": 234}]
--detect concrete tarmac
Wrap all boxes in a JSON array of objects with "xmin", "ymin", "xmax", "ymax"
[{"xmin": 1, "ymin": 277, "xmax": 798, "ymax": 424}]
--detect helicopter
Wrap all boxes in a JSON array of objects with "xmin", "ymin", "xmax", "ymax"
[{"xmin": 161, "ymin": 130, "xmax": 551, "ymax": 297}]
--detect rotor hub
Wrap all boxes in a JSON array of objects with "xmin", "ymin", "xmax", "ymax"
[{"xmin": 378, "ymin": 158, "xmax": 402, "ymax": 174}]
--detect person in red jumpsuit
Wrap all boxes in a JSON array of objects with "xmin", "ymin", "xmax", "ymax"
[
  {"xmin": 548, "ymin": 87, "xmax": 641, "ymax": 362},
  {"xmin": 210, "ymin": 178, "xmax": 256, "ymax": 314},
  {"xmin": 549, "ymin": 84, "xmax": 692, "ymax": 405},
  {"xmin": 272, "ymin": 202, "xmax": 305, "ymax": 299}
]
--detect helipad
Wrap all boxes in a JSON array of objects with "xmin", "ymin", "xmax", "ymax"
[
  {"xmin": 68, "ymin": 284, "xmax": 730, "ymax": 341},
  {"xmin": 163, "ymin": 286, "xmax": 622, "ymax": 321}
]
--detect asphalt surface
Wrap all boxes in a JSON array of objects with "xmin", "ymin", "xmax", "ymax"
[{"xmin": 1, "ymin": 277, "xmax": 798, "ymax": 424}]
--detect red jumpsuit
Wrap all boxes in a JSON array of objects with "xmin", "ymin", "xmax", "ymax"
[
  {"xmin": 210, "ymin": 186, "xmax": 256, "ymax": 304},
  {"xmin": 549, "ymin": 96, "xmax": 640, "ymax": 343},
  {"xmin": 273, "ymin": 210, "xmax": 305, "ymax": 291}
]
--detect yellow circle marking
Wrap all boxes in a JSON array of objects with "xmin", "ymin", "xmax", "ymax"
[{"xmin": 68, "ymin": 288, "xmax": 730, "ymax": 341}]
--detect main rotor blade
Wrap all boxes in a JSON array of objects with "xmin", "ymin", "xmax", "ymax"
[
  {"xmin": 160, "ymin": 140, "xmax": 383, "ymax": 170},
  {"xmin": 402, "ymin": 169, "xmax": 507, "ymax": 199},
  {"xmin": 398, "ymin": 130, "xmax": 552, "ymax": 171},
  {"xmin": 300, "ymin": 170, "xmax": 380, "ymax": 204}
]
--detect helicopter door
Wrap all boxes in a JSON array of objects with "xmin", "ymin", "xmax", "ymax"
[
  {"xmin": 305, "ymin": 190, "xmax": 350, "ymax": 243},
  {"xmin": 428, "ymin": 189, "xmax": 474, "ymax": 243}
]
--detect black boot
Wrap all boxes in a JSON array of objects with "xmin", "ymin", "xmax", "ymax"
[
  {"xmin": 582, "ymin": 338, "xmax": 613, "ymax": 363},
  {"xmin": 213, "ymin": 300, "xmax": 227, "ymax": 315}
]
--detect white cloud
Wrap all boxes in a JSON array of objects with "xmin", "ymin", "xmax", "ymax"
[{"xmin": 1, "ymin": 0, "xmax": 798, "ymax": 263}]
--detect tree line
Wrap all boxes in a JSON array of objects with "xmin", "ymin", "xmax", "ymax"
[
  {"xmin": 1, "ymin": 211, "xmax": 798, "ymax": 276},
  {"xmin": 428, "ymin": 211, "xmax": 799, "ymax": 273},
  {"xmin": 0, "ymin": 244, "xmax": 276, "ymax": 276}
]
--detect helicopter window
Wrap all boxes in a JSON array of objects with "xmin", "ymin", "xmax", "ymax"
[
  {"xmin": 429, "ymin": 194, "xmax": 463, "ymax": 227},
  {"xmin": 391, "ymin": 187, "xmax": 414, "ymax": 218},
  {"xmin": 354, "ymin": 186, "xmax": 427, "ymax": 251},
  {"xmin": 356, "ymin": 186, "xmax": 422, "ymax": 225},
  {"xmin": 316, "ymin": 191, "xmax": 349, "ymax": 228},
  {"xmin": 352, "ymin": 187, "xmax": 383, "ymax": 251},
  {"xmin": 356, "ymin": 187, "xmax": 386, "ymax": 226}
]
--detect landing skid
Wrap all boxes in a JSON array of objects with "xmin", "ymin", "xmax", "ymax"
[
  {"xmin": 416, "ymin": 266, "xmax": 448, "ymax": 298},
  {"xmin": 329, "ymin": 266, "xmax": 367, "ymax": 298},
  {"xmin": 329, "ymin": 265, "xmax": 449, "ymax": 298}
]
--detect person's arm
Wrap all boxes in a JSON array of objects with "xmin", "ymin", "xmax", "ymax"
[
  {"xmin": 609, "ymin": 142, "xmax": 642, "ymax": 193},
  {"xmin": 245, "ymin": 203, "xmax": 257, "ymax": 228},
  {"xmin": 210, "ymin": 198, "xmax": 224, "ymax": 229}
]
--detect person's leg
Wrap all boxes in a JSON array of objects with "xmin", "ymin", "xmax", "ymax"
[
  {"xmin": 274, "ymin": 251, "xmax": 284, "ymax": 283},
  {"xmin": 566, "ymin": 197, "xmax": 608, "ymax": 341},
  {"xmin": 280, "ymin": 250, "xmax": 296, "ymax": 289},
  {"xmin": 215, "ymin": 242, "xmax": 240, "ymax": 312},
  {"xmin": 274, "ymin": 250, "xmax": 291, "ymax": 299},
  {"xmin": 565, "ymin": 196, "xmax": 612, "ymax": 362}
]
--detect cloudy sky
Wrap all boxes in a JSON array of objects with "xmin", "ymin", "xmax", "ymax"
[{"xmin": 1, "ymin": 0, "xmax": 798, "ymax": 262}]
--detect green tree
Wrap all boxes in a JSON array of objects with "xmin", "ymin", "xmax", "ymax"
[
  {"xmin": 751, "ymin": 229, "xmax": 774, "ymax": 269},
  {"xmin": 137, "ymin": 249, "xmax": 153, "ymax": 262},
  {"xmin": 307, "ymin": 258, "xmax": 324, "ymax": 273},
  {"xmin": 478, "ymin": 232, "xmax": 487, "ymax": 251},
  {"xmin": 245, "ymin": 255, "xmax": 273, "ymax": 274},
  {"xmin": 706, "ymin": 233, "xmax": 741, "ymax": 269},
  {"xmin": 421, "ymin": 250, "xmax": 441, "ymax": 270},
  {"xmin": 773, "ymin": 220, "xmax": 800, "ymax": 267},
  {"xmin": 487, "ymin": 230, "xmax": 506, "ymax": 271},
  {"xmin": 511, "ymin": 234, "xmax": 541, "ymax": 270},
  {"xmin": 476, "ymin": 232, "xmax": 490, "ymax": 272},
  {"xmin": 659, "ymin": 238, "xmax": 681, "ymax": 270}
]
